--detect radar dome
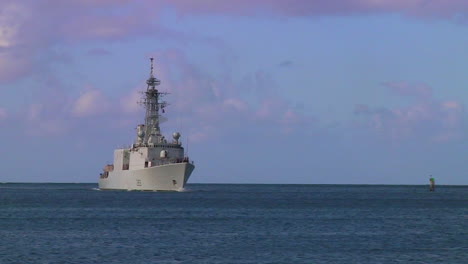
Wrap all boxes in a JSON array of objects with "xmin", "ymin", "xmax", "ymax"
[{"xmin": 173, "ymin": 132, "xmax": 181, "ymax": 140}]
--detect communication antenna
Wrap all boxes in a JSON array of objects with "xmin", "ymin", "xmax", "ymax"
[{"xmin": 185, "ymin": 134, "xmax": 189, "ymax": 157}]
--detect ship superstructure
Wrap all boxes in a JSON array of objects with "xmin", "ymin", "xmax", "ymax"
[{"xmin": 99, "ymin": 58, "xmax": 194, "ymax": 191}]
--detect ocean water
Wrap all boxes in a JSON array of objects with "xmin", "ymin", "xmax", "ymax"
[{"xmin": 0, "ymin": 184, "xmax": 466, "ymax": 264}]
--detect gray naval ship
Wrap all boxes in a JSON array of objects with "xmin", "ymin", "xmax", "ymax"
[{"xmin": 99, "ymin": 58, "xmax": 195, "ymax": 191}]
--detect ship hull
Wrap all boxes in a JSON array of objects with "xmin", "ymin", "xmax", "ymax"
[{"xmin": 98, "ymin": 162, "xmax": 194, "ymax": 191}]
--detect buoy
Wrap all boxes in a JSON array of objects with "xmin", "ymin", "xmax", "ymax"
[{"xmin": 429, "ymin": 176, "xmax": 435, "ymax": 192}]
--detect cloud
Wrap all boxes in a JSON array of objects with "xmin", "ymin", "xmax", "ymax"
[
  {"xmin": 0, "ymin": 2, "xmax": 29, "ymax": 48},
  {"xmin": 6, "ymin": 48, "xmax": 298, "ymax": 140},
  {"xmin": 86, "ymin": 48, "xmax": 112, "ymax": 56},
  {"xmin": 72, "ymin": 88, "xmax": 110, "ymax": 117},
  {"xmin": 1, "ymin": 0, "xmax": 466, "ymax": 84},
  {"xmin": 22, "ymin": 103, "xmax": 68, "ymax": 135},
  {"xmin": 63, "ymin": 0, "xmax": 133, "ymax": 7},
  {"xmin": 0, "ymin": 83, "xmax": 136, "ymax": 136},
  {"xmin": 223, "ymin": 98, "xmax": 249, "ymax": 112},
  {"xmin": 354, "ymin": 83, "xmax": 465, "ymax": 142},
  {"xmin": 62, "ymin": 13, "xmax": 155, "ymax": 41},
  {"xmin": 0, "ymin": 51, "xmax": 32, "ymax": 83},
  {"xmin": 2, "ymin": 0, "xmax": 464, "ymax": 84},
  {"xmin": 120, "ymin": 88, "xmax": 143, "ymax": 114},
  {"xmin": 383, "ymin": 82, "xmax": 432, "ymax": 99},
  {"xmin": 255, "ymin": 98, "xmax": 286, "ymax": 119},
  {"xmin": 0, "ymin": 0, "xmax": 173, "ymax": 83},
  {"xmin": 27, "ymin": 104, "xmax": 43, "ymax": 121},
  {"xmin": 164, "ymin": 0, "xmax": 468, "ymax": 20},
  {"xmin": 6, "ymin": 47, "xmax": 308, "ymax": 141},
  {"xmin": 0, "ymin": 2, "xmax": 35, "ymax": 83},
  {"xmin": 0, "ymin": 107, "xmax": 7, "ymax": 120},
  {"xmin": 278, "ymin": 60, "xmax": 293, "ymax": 68},
  {"xmin": 143, "ymin": 49, "xmax": 313, "ymax": 142},
  {"xmin": 3, "ymin": 84, "xmax": 132, "ymax": 136}
]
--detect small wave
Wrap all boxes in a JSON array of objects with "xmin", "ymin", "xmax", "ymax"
[{"xmin": 88, "ymin": 187, "xmax": 197, "ymax": 192}]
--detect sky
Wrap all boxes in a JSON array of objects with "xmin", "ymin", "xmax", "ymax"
[{"xmin": 0, "ymin": 0, "xmax": 467, "ymax": 184}]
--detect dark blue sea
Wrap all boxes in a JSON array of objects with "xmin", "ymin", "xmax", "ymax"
[{"xmin": 0, "ymin": 184, "xmax": 467, "ymax": 264}]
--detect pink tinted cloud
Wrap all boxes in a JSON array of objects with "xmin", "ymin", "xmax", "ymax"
[
  {"xmin": 0, "ymin": 51, "xmax": 32, "ymax": 83},
  {"xmin": 86, "ymin": 48, "xmax": 112, "ymax": 56},
  {"xmin": 383, "ymin": 82, "xmax": 432, "ymax": 99},
  {"xmin": 255, "ymin": 98, "xmax": 291, "ymax": 121},
  {"xmin": 7, "ymin": 47, "xmax": 309, "ymax": 140},
  {"xmin": 120, "ymin": 88, "xmax": 143, "ymax": 114},
  {"xmin": 23, "ymin": 103, "xmax": 69, "ymax": 136},
  {"xmin": 0, "ymin": 0, "xmax": 168, "ymax": 83},
  {"xmin": 62, "ymin": 0, "xmax": 133, "ymax": 7},
  {"xmin": 2, "ymin": 0, "xmax": 465, "ymax": 85},
  {"xmin": 63, "ymin": 14, "xmax": 155, "ymax": 41},
  {"xmin": 0, "ymin": 107, "xmax": 7, "ymax": 120},
  {"xmin": 0, "ymin": 2, "xmax": 34, "ymax": 83},
  {"xmin": 165, "ymin": 0, "xmax": 468, "ymax": 19},
  {"xmin": 72, "ymin": 88, "xmax": 110, "ymax": 117},
  {"xmin": 355, "ymin": 83, "xmax": 465, "ymax": 142},
  {"xmin": 144, "ymin": 49, "xmax": 312, "ymax": 142},
  {"xmin": 223, "ymin": 98, "xmax": 249, "ymax": 112},
  {"xmin": 12, "ymin": 83, "xmax": 135, "ymax": 136}
]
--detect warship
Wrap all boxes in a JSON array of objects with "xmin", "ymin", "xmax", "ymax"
[{"xmin": 99, "ymin": 58, "xmax": 195, "ymax": 191}]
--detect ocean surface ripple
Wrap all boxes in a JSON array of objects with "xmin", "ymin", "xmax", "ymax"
[{"xmin": 0, "ymin": 183, "xmax": 467, "ymax": 264}]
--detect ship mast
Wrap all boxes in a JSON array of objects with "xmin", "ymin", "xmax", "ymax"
[{"xmin": 140, "ymin": 58, "xmax": 167, "ymax": 145}]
